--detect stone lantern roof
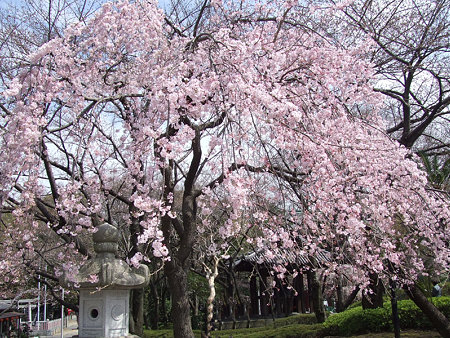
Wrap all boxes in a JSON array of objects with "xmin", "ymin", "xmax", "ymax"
[{"xmin": 61, "ymin": 223, "xmax": 149, "ymax": 290}]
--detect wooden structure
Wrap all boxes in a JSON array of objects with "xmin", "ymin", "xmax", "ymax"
[
  {"xmin": 233, "ymin": 248, "xmax": 329, "ymax": 318},
  {"xmin": 0, "ymin": 311, "xmax": 24, "ymax": 337}
]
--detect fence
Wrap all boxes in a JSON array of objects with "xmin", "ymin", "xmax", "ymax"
[{"xmin": 30, "ymin": 317, "xmax": 68, "ymax": 336}]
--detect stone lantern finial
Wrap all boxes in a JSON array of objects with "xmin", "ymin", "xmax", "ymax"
[{"xmin": 93, "ymin": 223, "xmax": 119, "ymax": 258}]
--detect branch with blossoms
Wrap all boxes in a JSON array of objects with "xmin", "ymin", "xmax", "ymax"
[
  {"xmin": 10, "ymin": 183, "xmax": 90, "ymax": 257},
  {"xmin": 35, "ymin": 277, "xmax": 78, "ymax": 312},
  {"xmin": 201, "ymin": 162, "xmax": 308, "ymax": 197}
]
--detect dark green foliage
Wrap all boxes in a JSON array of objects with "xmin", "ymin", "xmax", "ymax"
[
  {"xmin": 347, "ymin": 300, "xmax": 362, "ymax": 309},
  {"xmin": 190, "ymin": 314, "xmax": 205, "ymax": 331},
  {"xmin": 397, "ymin": 298, "xmax": 430, "ymax": 329},
  {"xmin": 272, "ymin": 313, "xmax": 317, "ymax": 326},
  {"xmin": 419, "ymin": 153, "xmax": 450, "ymax": 189},
  {"xmin": 440, "ymin": 281, "xmax": 450, "ymax": 297},
  {"xmin": 143, "ymin": 297, "xmax": 449, "ymax": 337},
  {"xmin": 143, "ymin": 314, "xmax": 320, "ymax": 337},
  {"xmin": 324, "ymin": 296, "xmax": 450, "ymax": 336},
  {"xmin": 142, "ymin": 329, "xmax": 176, "ymax": 337},
  {"xmin": 324, "ymin": 306, "xmax": 391, "ymax": 335},
  {"xmin": 142, "ymin": 324, "xmax": 326, "ymax": 338},
  {"xmin": 431, "ymin": 297, "xmax": 450, "ymax": 317}
]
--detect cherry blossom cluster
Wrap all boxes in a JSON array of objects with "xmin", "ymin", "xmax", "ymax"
[{"xmin": 0, "ymin": 0, "xmax": 448, "ymax": 297}]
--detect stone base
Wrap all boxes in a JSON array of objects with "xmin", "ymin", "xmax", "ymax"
[{"xmin": 79, "ymin": 289, "xmax": 130, "ymax": 338}]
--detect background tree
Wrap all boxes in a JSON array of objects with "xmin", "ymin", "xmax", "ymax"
[
  {"xmin": 420, "ymin": 152, "xmax": 450, "ymax": 191},
  {"xmin": 322, "ymin": 0, "xmax": 449, "ymax": 154},
  {"xmin": 0, "ymin": 0, "xmax": 103, "ymax": 87}
]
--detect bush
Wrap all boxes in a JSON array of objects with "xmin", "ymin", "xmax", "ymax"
[
  {"xmin": 191, "ymin": 314, "xmax": 205, "ymax": 330},
  {"xmin": 433, "ymin": 296, "xmax": 450, "ymax": 313},
  {"xmin": 143, "ymin": 314, "xmax": 321, "ymax": 338},
  {"xmin": 144, "ymin": 297, "xmax": 450, "ymax": 337},
  {"xmin": 324, "ymin": 296, "xmax": 450, "ymax": 336},
  {"xmin": 347, "ymin": 300, "xmax": 362, "ymax": 309},
  {"xmin": 442, "ymin": 282, "xmax": 450, "ymax": 297},
  {"xmin": 273, "ymin": 313, "xmax": 317, "ymax": 327},
  {"xmin": 324, "ymin": 306, "xmax": 391, "ymax": 336},
  {"xmin": 398, "ymin": 296, "xmax": 450, "ymax": 330}
]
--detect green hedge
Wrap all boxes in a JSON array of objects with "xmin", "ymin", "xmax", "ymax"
[
  {"xmin": 272, "ymin": 313, "xmax": 317, "ymax": 327},
  {"xmin": 144, "ymin": 297, "xmax": 449, "ymax": 338},
  {"xmin": 324, "ymin": 296, "xmax": 450, "ymax": 336},
  {"xmin": 143, "ymin": 314, "xmax": 320, "ymax": 338}
]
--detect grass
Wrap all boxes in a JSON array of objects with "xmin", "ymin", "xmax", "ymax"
[
  {"xmin": 143, "ymin": 327, "xmax": 440, "ymax": 338},
  {"xmin": 350, "ymin": 330, "xmax": 440, "ymax": 338}
]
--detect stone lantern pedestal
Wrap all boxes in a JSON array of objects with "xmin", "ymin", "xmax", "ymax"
[
  {"xmin": 61, "ymin": 223, "xmax": 149, "ymax": 338},
  {"xmin": 79, "ymin": 289, "xmax": 130, "ymax": 337}
]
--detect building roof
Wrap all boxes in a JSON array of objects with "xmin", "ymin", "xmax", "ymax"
[
  {"xmin": 0, "ymin": 312, "xmax": 24, "ymax": 321},
  {"xmin": 0, "ymin": 299, "xmax": 38, "ymax": 311},
  {"xmin": 234, "ymin": 247, "xmax": 330, "ymax": 272}
]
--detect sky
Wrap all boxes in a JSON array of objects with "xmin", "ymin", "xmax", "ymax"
[{"xmin": 0, "ymin": 0, "xmax": 171, "ymax": 9}]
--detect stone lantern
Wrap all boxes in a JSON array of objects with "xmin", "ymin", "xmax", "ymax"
[{"xmin": 61, "ymin": 223, "xmax": 149, "ymax": 338}]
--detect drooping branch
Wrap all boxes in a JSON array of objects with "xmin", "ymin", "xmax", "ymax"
[
  {"xmin": 164, "ymin": 17, "xmax": 186, "ymax": 38},
  {"xmin": 12, "ymin": 183, "xmax": 90, "ymax": 257},
  {"xmin": 36, "ymin": 277, "xmax": 79, "ymax": 312},
  {"xmin": 201, "ymin": 163, "xmax": 308, "ymax": 197},
  {"xmin": 34, "ymin": 198, "xmax": 90, "ymax": 257}
]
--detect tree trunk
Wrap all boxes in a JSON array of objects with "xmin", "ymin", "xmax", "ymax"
[
  {"xmin": 309, "ymin": 270, "xmax": 326, "ymax": 323},
  {"xmin": 227, "ymin": 269, "xmax": 238, "ymax": 328},
  {"xmin": 390, "ymin": 279, "xmax": 400, "ymax": 338},
  {"xmin": 250, "ymin": 275, "xmax": 258, "ymax": 316},
  {"xmin": 128, "ymin": 187, "xmax": 145, "ymax": 336},
  {"xmin": 205, "ymin": 257, "xmax": 219, "ymax": 337},
  {"xmin": 130, "ymin": 288, "xmax": 144, "ymax": 336},
  {"xmin": 294, "ymin": 274, "xmax": 305, "ymax": 313},
  {"xmin": 194, "ymin": 294, "xmax": 198, "ymax": 316},
  {"xmin": 362, "ymin": 273, "xmax": 384, "ymax": 309},
  {"xmin": 150, "ymin": 282, "xmax": 160, "ymax": 330},
  {"xmin": 165, "ymin": 261, "xmax": 195, "ymax": 338},
  {"xmin": 161, "ymin": 286, "xmax": 168, "ymax": 325},
  {"xmin": 404, "ymin": 283, "xmax": 450, "ymax": 337},
  {"xmin": 274, "ymin": 278, "xmax": 283, "ymax": 316},
  {"xmin": 340, "ymin": 286, "xmax": 360, "ymax": 312},
  {"xmin": 336, "ymin": 277, "xmax": 344, "ymax": 313},
  {"xmin": 336, "ymin": 281, "xmax": 360, "ymax": 313}
]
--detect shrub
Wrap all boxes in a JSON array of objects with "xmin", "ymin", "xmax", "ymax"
[
  {"xmin": 347, "ymin": 300, "xmax": 362, "ymax": 309},
  {"xmin": 324, "ymin": 296, "xmax": 450, "ymax": 336},
  {"xmin": 273, "ymin": 313, "xmax": 317, "ymax": 327},
  {"xmin": 144, "ymin": 297, "xmax": 450, "ymax": 337},
  {"xmin": 323, "ymin": 306, "xmax": 390, "ymax": 336},
  {"xmin": 434, "ymin": 296, "xmax": 450, "ymax": 313},
  {"xmin": 442, "ymin": 282, "xmax": 450, "ymax": 297},
  {"xmin": 144, "ymin": 315, "xmax": 322, "ymax": 338},
  {"xmin": 191, "ymin": 314, "xmax": 205, "ymax": 330}
]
